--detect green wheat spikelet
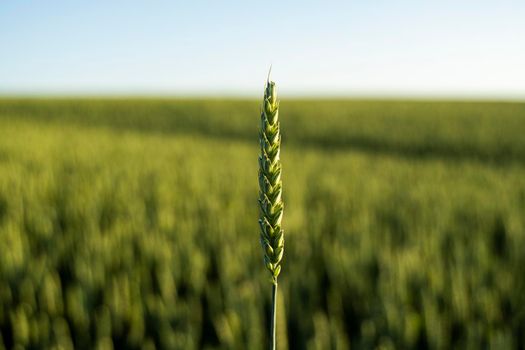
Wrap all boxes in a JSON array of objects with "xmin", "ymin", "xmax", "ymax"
[{"xmin": 258, "ymin": 78, "xmax": 284, "ymax": 285}]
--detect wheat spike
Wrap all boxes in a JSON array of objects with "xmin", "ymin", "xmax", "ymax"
[{"xmin": 258, "ymin": 78, "xmax": 284, "ymax": 284}]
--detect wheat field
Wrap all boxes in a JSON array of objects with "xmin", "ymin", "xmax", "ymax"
[{"xmin": 0, "ymin": 98, "xmax": 524, "ymax": 349}]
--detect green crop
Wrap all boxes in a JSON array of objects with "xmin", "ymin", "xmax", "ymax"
[
  {"xmin": 0, "ymin": 98, "xmax": 524, "ymax": 349},
  {"xmin": 258, "ymin": 78, "xmax": 284, "ymax": 349}
]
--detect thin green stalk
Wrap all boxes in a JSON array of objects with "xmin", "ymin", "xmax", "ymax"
[
  {"xmin": 258, "ymin": 75, "xmax": 284, "ymax": 350},
  {"xmin": 271, "ymin": 283, "xmax": 278, "ymax": 350}
]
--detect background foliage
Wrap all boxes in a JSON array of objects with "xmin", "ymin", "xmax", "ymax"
[{"xmin": 0, "ymin": 99, "xmax": 524, "ymax": 349}]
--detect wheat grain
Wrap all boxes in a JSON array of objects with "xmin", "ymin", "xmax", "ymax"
[
  {"xmin": 258, "ymin": 75, "xmax": 284, "ymax": 350},
  {"xmin": 258, "ymin": 78, "xmax": 284, "ymax": 284}
]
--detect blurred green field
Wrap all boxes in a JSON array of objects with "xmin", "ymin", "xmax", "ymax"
[{"xmin": 0, "ymin": 98, "xmax": 524, "ymax": 349}]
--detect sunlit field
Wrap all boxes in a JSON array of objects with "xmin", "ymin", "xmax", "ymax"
[{"xmin": 0, "ymin": 99, "xmax": 524, "ymax": 349}]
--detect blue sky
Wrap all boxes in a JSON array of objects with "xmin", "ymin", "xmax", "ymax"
[{"xmin": 1, "ymin": 1, "xmax": 524, "ymax": 97}]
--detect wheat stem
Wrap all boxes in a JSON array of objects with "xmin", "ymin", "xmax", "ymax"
[
  {"xmin": 271, "ymin": 282, "xmax": 278, "ymax": 350},
  {"xmin": 259, "ymin": 77, "xmax": 284, "ymax": 350}
]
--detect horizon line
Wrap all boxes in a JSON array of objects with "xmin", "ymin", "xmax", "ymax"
[{"xmin": 1, "ymin": 90, "xmax": 524, "ymax": 102}]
